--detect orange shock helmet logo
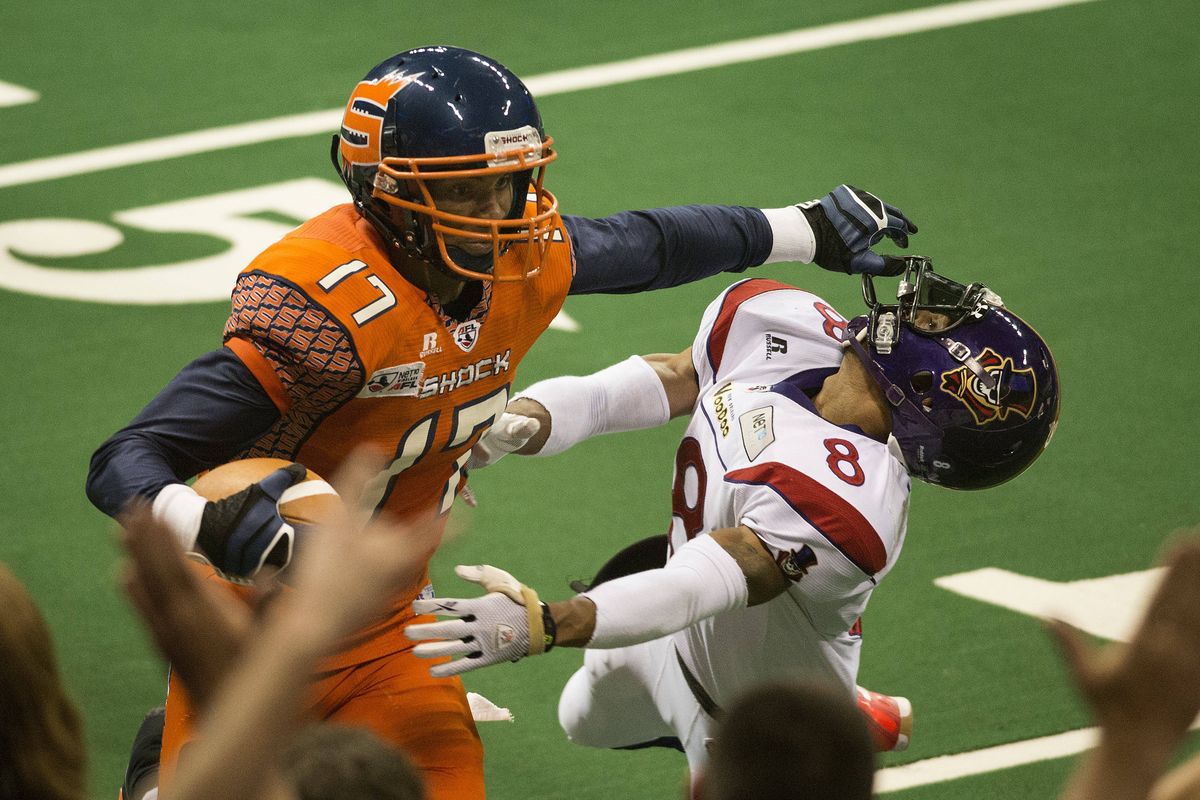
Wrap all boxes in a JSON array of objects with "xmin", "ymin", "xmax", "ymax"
[
  {"xmin": 338, "ymin": 71, "xmax": 423, "ymax": 168},
  {"xmin": 939, "ymin": 347, "xmax": 1037, "ymax": 425}
]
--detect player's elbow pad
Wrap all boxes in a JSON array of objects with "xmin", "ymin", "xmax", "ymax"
[
  {"xmin": 583, "ymin": 535, "xmax": 749, "ymax": 649},
  {"xmin": 516, "ymin": 356, "xmax": 670, "ymax": 456}
]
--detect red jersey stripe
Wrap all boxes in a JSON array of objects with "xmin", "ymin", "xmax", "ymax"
[
  {"xmin": 706, "ymin": 278, "xmax": 795, "ymax": 375},
  {"xmin": 727, "ymin": 461, "xmax": 887, "ymax": 575}
]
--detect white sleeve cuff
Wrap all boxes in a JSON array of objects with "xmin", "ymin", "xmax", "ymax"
[
  {"xmin": 761, "ymin": 205, "xmax": 816, "ymax": 264},
  {"xmin": 516, "ymin": 355, "xmax": 670, "ymax": 457},
  {"xmin": 151, "ymin": 483, "xmax": 207, "ymax": 551},
  {"xmin": 583, "ymin": 535, "xmax": 749, "ymax": 649}
]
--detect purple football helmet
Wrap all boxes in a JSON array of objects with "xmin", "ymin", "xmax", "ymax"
[{"xmin": 845, "ymin": 258, "xmax": 1060, "ymax": 490}]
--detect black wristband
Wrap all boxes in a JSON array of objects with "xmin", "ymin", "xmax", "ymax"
[
  {"xmin": 195, "ymin": 501, "xmax": 229, "ymax": 561},
  {"xmin": 539, "ymin": 602, "xmax": 557, "ymax": 652}
]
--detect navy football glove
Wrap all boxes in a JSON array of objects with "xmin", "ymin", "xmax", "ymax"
[
  {"xmin": 800, "ymin": 185, "xmax": 918, "ymax": 276},
  {"xmin": 194, "ymin": 463, "xmax": 306, "ymax": 577}
]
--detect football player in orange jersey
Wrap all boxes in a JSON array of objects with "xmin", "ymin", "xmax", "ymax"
[{"xmin": 87, "ymin": 45, "xmax": 917, "ymax": 799}]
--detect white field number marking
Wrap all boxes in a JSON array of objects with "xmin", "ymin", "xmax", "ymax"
[{"xmin": 0, "ymin": 176, "xmax": 578, "ymax": 329}]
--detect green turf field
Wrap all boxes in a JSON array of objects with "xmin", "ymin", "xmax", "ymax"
[{"xmin": 2, "ymin": 1, "xmax": 1197, "ymax": 797}]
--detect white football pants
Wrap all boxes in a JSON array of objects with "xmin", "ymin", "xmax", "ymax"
[{"xmin": 557, "ymin": 636, "xmax": 713, "ymax": 774}]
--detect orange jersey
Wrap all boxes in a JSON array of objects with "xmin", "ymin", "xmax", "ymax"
[{"xmin": 221, "ymin": 201, "xmax": 573, "ymax": 665}]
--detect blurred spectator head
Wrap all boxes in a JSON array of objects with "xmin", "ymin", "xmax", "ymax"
[
  {"xmin": 0, "ymin": 563, "xmax": 86, "ymax": 800},
  {"xmin": 279, "ymin": 724, "xmax": 425, "ymax": 800},
  {"xmin": 698, "ymin": 680, "xmax": 875, "ymax": 800}
]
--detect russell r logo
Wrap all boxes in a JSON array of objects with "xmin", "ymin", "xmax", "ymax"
[
  {"xmin": 420, "ymin": 331, "xmax": 441, "ymax": 357},
  {"xmin": 765, "ymin": 333, "xmax": 789, "ymax": 360}
]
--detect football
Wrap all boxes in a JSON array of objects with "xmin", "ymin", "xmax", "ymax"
[{"xmin": 191, "ymin": 457, "xmax": 341, "ymax": 527}]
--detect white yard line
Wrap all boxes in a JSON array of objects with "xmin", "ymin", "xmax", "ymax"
[
  {"xmin": 877, "ymin": 727, "xmax": 1098, "ymax": 793},
  {"xmin": 877, "ymin": 716, "xmax": 1200, "ymax": 793},
  {"xmin": 0, "ymin": 80, "xmax": 39, "ymax": 108},
  {"xmin": 0, "ymin": 0, "xmax": 1097, "ymax": 190},
  {"xmin": 523, "ymin": 0, "xmax": 1098, "ymax": 95}
]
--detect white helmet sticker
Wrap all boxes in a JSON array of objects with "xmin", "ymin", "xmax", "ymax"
[{"xmin": 484, "ymin": 125, "xmax": 542, "ymax": 167}]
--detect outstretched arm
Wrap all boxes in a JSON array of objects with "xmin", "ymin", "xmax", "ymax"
[
  {"xmin": 406, "ymin": 523, "xmax": 788, "ymax": 676},
  {"xmin": 564, "ymin": 185, "xmax": 919, "ymax": 295},
  {"xmin": 552, "ymin": 524, "xmax": 789, "ymax": 647},
  {"xmin": 469, "ymin": 347, "xmax": 699, "ymax": 469},
  {"xmin": 1150, "ymin": 754, "xmax": 1200, "ymax": 800}
]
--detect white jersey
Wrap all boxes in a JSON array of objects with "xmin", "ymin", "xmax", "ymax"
[{"xmin": 670, "ymin": 278, "xmax": 911, "ymax": 705}]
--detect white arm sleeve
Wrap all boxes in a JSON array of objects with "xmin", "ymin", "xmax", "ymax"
[
  {"xmin": 583, "ymin": 535, "xmax": 749, "ymax": 649},
  {"xmin": 760, "ymin": 205, "xmax": 816, "ymax": 264},
  {"xmin": 516, "ymin": 355, "xmax": 670, "ymax": 457}
]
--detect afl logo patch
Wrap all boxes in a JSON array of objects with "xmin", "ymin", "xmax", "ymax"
[
  {"xmin": 495, "ymin": 623, "xmax": 516, "ymax": 648},
  {"xmin": 453, "ymin": 320, "xmax": 482, "ymax": 352}
]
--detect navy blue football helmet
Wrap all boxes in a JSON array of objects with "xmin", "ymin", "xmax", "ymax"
[
  {"xmin": 331, "ymin": 46, "xmax": 558, "ymax": 281},
  {"xmin": 845, "ymin": 258, "xmax": 1060, "ymax": 490}
]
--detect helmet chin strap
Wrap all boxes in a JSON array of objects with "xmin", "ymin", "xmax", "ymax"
[
  {"xmin": 845, "ymin": 328, "xmax": 907, "ymax": 409},
  {"xmin": 936, "ymin": 336, "xmax": 998, "ymax": 396},
  {"xmin": 851, "ymin": 316, "xmax": 999, "ymax": 401},
  {"xmin": 443, "ymin": 244, "xmax": 495, "ymax": 276},
  {"xmin": 844, "ymin": 328, "xmax": 944, "ymax": 477}
]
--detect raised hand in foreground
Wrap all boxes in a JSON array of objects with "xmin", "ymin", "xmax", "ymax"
[{"xmin": 1054, "ymin": 531, "xmax": 1200, "ymax": 800}]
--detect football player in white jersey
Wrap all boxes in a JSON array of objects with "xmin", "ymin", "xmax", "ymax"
[{"xmin": 406, "ymin": 258, "xmax": 1060, "ymax": 777}]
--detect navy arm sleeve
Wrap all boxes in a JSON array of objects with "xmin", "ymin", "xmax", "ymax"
[
  {"xmin": 85, "ymin": 347, "xmax": 281, "ymax": 518},
  {"xmin": 562, "ymin": 205, "xmax": 773, "ymax": 295}
]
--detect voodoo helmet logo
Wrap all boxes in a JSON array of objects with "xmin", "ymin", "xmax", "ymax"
[
  {"xmin": 939, "ymin": 347, "xmax": 1037, "ymax": 425},
  {"xmin": 338, "ymin": 71, "xmax": 424, "ymax": 168}
]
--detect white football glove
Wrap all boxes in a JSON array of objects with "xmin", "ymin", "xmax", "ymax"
[
  {"xmin": 466, "ymin": 412, "xmax": 541, "ymax": 470},
  {"xmin": 407, "ymin": 564, "xmax": 553, "ymax": 678}
]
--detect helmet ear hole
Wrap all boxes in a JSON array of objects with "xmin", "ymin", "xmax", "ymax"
[{"xmin": 910, "ymin": 370, "xmax": 934, "ymax": 395}]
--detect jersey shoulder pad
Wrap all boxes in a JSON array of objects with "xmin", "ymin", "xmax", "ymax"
[
  {"xmin": 692, "ymin": 280, "xmax": 847, "ymax": 387},
  {"xmin": 224, "ymin": 270, "xmax": 364, "ymax": 409},
  {"xmin": 283, "ymin": 203, "xmax": 370, "ymax": 254},
  {"xmin": 239, "ymin": 208, "xmax": 423, "ymax": 341}
]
